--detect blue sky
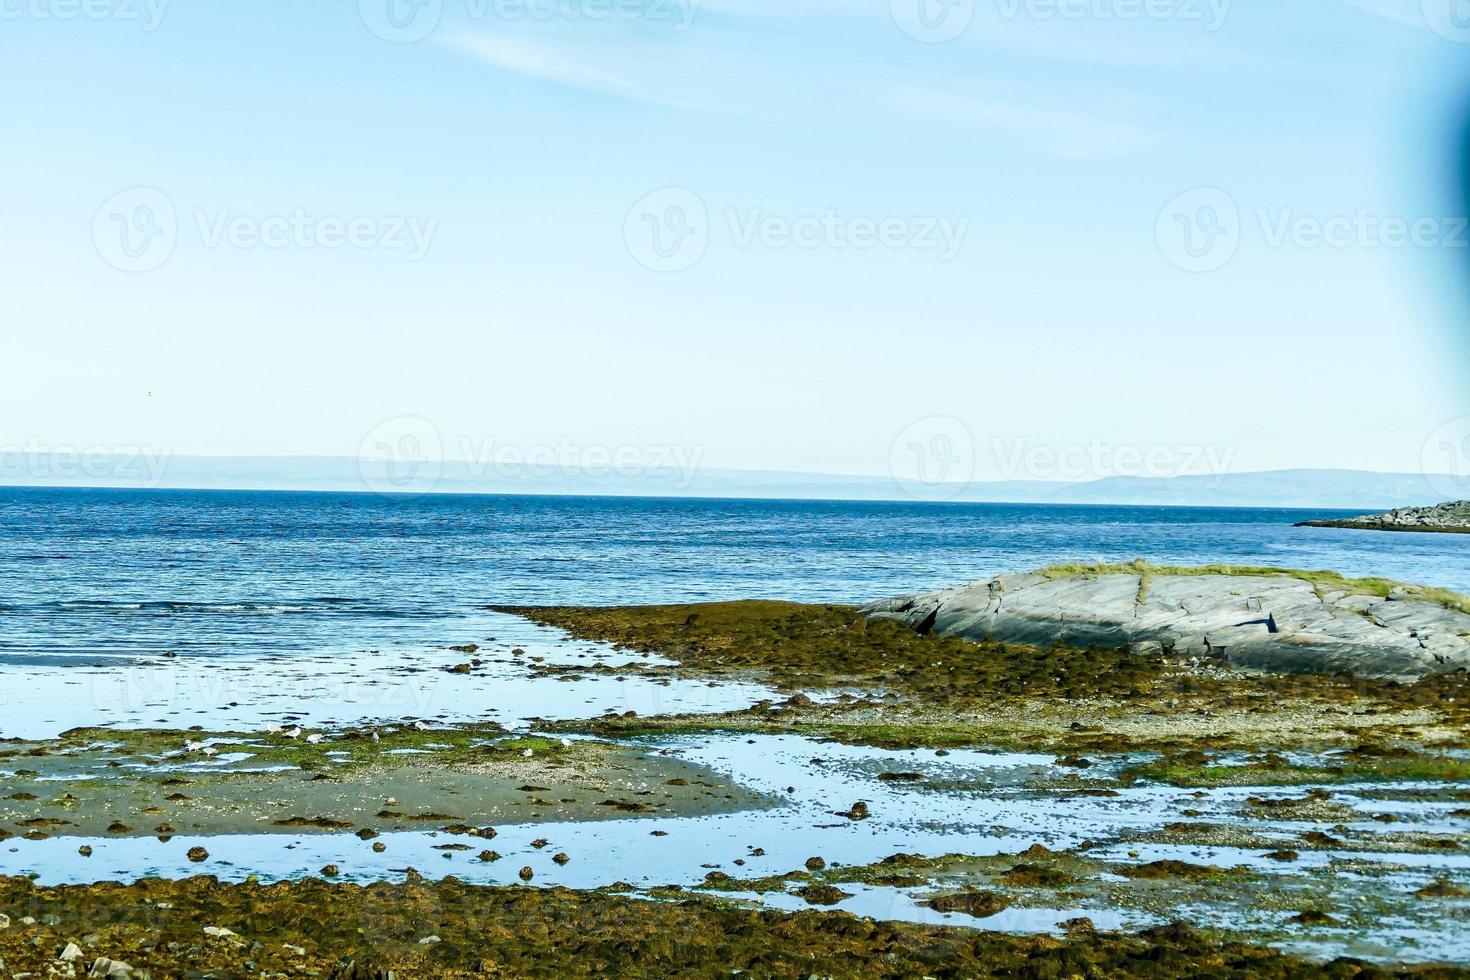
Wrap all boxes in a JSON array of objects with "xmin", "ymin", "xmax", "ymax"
[{"xmin": 2, "ymin": 0, "xmax": 1468, "ymax": 485}]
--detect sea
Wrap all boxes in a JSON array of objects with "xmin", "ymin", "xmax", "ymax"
[{"xmin": 0, "ymin": 486, "xmax": 1464, "ymax": 668}]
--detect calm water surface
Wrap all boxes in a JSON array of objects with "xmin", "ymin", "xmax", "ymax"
[{"xmin": 0, "ymin": 487, "xmax": 1465, "ymax": 664}]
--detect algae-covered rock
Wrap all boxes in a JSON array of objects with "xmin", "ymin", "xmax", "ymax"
[{"xmin": 864, "ymin": 564, "xmax": 1470, "ymax": 680}]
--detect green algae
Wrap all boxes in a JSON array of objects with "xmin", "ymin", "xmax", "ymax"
[
  {"xmin": 0, "ymin": 874, "xmax": 1427, "ymax": 980},
  {"xmin": 1126, "ymin": 749, "xmax": 1470, "ymax": 788},
  {"xmin": 493, "ymin": 601, "xmax": 1167, "ymax": 700}
]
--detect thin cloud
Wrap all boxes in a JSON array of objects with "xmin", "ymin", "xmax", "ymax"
[
  {"xmin": 441, "ymin": 33, "xmax": 638, "ymax": 97},
  {"xmin": 883, "ymin": 83, "xmax": 1160, "ymax": 158}
]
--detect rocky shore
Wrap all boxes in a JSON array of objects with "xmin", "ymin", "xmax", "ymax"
[
  {"xmin": 862, "ymin": 563, "xmax": 1470, "ymax": 681},
  {"xmin": 1297, "ymin": 501, "xmax": 1470, "ymax": 534}
]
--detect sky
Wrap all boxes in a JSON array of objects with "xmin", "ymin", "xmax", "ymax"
[{"xmin": 2, "ymin": 0, "xmax": 1469, "ymax": 488}]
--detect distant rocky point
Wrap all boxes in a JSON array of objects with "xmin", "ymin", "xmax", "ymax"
[
  {"xmin": 863, "ymin": 563, "xmax": 1470, "ymax": 681},
  {"xmin": 1296, "ymin": 501, "xmax": 1470, "ymax": 534}
]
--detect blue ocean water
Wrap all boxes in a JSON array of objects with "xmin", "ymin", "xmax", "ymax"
[{"xmin": 0, "ymin": 487, "xmax": 1464, "ymax": 664}]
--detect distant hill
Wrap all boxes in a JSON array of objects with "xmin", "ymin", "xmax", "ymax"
[{"xmin": 1, "ymin": 452, "xmax": 1466, "ymax": 510}]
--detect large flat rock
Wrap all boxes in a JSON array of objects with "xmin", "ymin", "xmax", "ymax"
[{"xmin": 862, "ymin": 570, "xmax": 1470, "ymax": 680}]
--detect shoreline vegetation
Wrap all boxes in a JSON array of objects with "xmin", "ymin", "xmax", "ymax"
[
  {"xmin": 4, "ymin": 564, "xmax": 1469, "ymax": 974},
  {"xmin": 6, "ymin": 874, "xmax": 1454, "ymax": 979}
]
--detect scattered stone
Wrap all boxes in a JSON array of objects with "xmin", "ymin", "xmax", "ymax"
[
  {"xmin": 479, "ymin": 851, "xmax": 501, "ymax": 862},
  {"xmin": 837, "ymin": 802, "xmax": 869, "ymax": 821},
  {"xmin": 78, "ymin": 846, "xmax": 92, "ymax": 857},
  {"xmin": 923, "ymin": 890, "xmax": 1011, "ymax": 918},
  {"xmin": 552, "ymin": 853, "xmax": 570, "ymax": 865},
  {"xmin": 804, "ymin": 857, "xmax": 826, "ymax": 871},
  {"xmin": 519, "ymin": 866, "xmax": 534, "ymax": 880},
  {"xmin": 320, "ymin": 865, "xmax": 340, "ymax": 877},
  {"xmin": 1415, "ymin": 878, "xmax": 1470, "ymax": 899},
  {"xmin": 1291, "ymin": 910, "xmax": 1342, "ymax": 926},
  {"xmin": 794, "ymin": 884, "xmax": 851, "ymax": 906},
  {"xmin": 186, "ymin": 847, "xmax": 208, "ymax": 863}
]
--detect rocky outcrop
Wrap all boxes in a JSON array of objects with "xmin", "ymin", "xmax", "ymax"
[
  {"xmin": 1297, "ymin": 501, "xmax": 1470, "ymax": 534},
  {"xmin": 862, "ymin": 568, "xmax": 1470, "ymax": 681}
]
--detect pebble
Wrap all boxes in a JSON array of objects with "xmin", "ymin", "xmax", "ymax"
[{"xmin": 60, "ymin": 942, "xmax": 84, "ymax": 961}]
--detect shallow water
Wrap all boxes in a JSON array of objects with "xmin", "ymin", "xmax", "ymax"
[
  {"xmin": 2, "ymin": 490, "xmax": 1468, "ymax": 963},
  {"xmin": 0, "ymin": 613, "xmax": 778, "ymax": 741},
  {"xmin": 4, "ymin": 729, "xmax": 1466, "ymax": 961}
]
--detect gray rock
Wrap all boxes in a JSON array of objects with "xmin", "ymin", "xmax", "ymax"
[
  {"xmin": 863, "ymin": 570, "xmax": 1470, "ymax": 681},
  {"xmin": 1297, "ymin": 501, "xmax": 1470, "ymax": 534}
]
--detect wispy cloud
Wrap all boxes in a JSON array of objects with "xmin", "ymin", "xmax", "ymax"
[
  {"xmin": 882, "ymin": 83, "xmax": 1160, "ymax": 158},
  {"xmin": 441, "ymin": 33, "xmax": 637, "ymax": 97}
]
